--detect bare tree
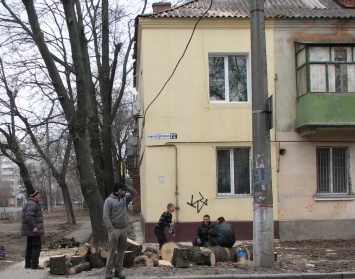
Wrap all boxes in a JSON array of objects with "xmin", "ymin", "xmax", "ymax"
[{"xmin": 0, "ymin": 0, "xmax": 148, "ymax": 245}]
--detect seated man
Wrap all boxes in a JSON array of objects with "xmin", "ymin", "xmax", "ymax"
[
  {"xmin": 192, "ymin": 214, "xmax": 213, "ymax": 247},
  {"xmin": 208, "ymin": 216, "xmax": 236, "ymax": 248}
]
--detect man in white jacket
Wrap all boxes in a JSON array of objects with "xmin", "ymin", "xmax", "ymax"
[{"xmin": 103, "ymin": 182, "xmax": 138, "ymax": 279}]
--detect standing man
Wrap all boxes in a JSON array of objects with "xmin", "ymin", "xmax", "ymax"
[
  {"xmin": 154, "ymin": 203, "xmax": 175, "ymax": 250},
  {"xmin": 103, "ymin": 182, "xmax": 138, "ymax": 279},
  {"xmin": 21, "ymin": 189, "xmax": 45, "ymax": 269},
  {"xmin": 192, "ymin": 214, "xmax": 214, "ymax": 247},
  {"xmin": 208, "ymin": 216, "xmax": 236, "ymax": 248}
]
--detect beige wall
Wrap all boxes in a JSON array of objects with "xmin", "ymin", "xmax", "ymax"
[
  {"xmin": 136, "ymin": 18, "xmax": 278, "ymax": 224},
  {"xmin": 274, "ymin": 19, "xmax": 355, "ymax": 227}
]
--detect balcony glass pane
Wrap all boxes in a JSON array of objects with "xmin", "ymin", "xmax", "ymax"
[
  {"xmin": 309, "ymin": 47, "xmax": 330, "ymax": 62},
  {"xmin": 297, "ymin": 66, "xmax": 307, "ymax": 96},
  {"xmin": 297, "ymin": 48, "xmax": 306, "ymax": 67},
  {"xmin": 310, "ymin": 64, "xmax": 327, "ymax": 92},
  {"xmin": 348, "ymin": 64, "xmax": 355, "ymax": 92}
]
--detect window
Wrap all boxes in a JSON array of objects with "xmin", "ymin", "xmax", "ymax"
[
  {"xmin": 216, "ymin": 147, "xmax": 251, "ymax": 195},
  {"xmin": 316, "ymin": 147, "xmax": 349, "ymax": 194},
  {"xmin": 209, "ymin": 55, "xmax": 248, "ymax": 102},
  {"xmin": 296, "ymin": 43, "xmax": 355, "ymax": 96}
]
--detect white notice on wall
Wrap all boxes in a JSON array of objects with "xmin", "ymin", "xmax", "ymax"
[{"xmin": 159, "ymin": 176, "xmax": 165, "ymax": 184}]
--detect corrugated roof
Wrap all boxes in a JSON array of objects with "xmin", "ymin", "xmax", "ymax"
[{"xmin": 142, "ymin": 0, "xmax": 355, "ymax": 19}]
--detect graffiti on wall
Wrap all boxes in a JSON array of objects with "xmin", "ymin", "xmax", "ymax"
[{"xmin": 187, "ymin": 192, "xmax": 208, "ymax": 213}]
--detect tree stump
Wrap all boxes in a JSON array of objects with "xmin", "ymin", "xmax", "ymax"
[
  {"xmin": 125, "ymin": 238, "xmax": 143, "ymax": 258},
  {"xmin": 161, "ymin": 242, "xmax": 179, "ymax": 262},
  {"xmin": 87, "ymin": 252, "xmax": 106, "ymax": 269},
  {"xmin": 202, "ymin": 246, "xmax": 229, "ymax": 263},
  {"xmin": 123, "ymin": 251, "xmax": 134, "ymax": 268},
  {"xmin": 68, "ymin": 262, "xmax": 91, "ymax": 275},
  {"xmin": 171, "ymin": 248, "xmax": 190, "ymax": 268},
  {"xmin": 49, "ymin": 255, "xmax": 67, "ymax": 275},
  {"xmin": 70, "ymin": 255, "xmax": 87, "ymax": 266},
  {"xmin": 77, "ymin": 243, "xmax": 91, "ymax": 257}
]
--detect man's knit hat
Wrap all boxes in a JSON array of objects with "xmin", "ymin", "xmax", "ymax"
[
  {"xmin": 113, "ymin": 182, "xmax": 126, "ymax": 193},
  {"xmin": 30, "ymin": 189, "xmax": 39, "ymax": 197}
]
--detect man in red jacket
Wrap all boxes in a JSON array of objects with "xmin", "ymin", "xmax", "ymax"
[{"xmin": 21, "ymin": 189, "xmax": 45, "ymax": 269}]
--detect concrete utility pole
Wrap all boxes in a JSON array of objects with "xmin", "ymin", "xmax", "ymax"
[{"xmin": 250, "ymin": 0, "xmax": 274, "ymax": 268}]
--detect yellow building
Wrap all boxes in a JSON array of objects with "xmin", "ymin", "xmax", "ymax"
[{"xmin": 132, "ymin": 0, "xmax": 355, "ymax": 243}]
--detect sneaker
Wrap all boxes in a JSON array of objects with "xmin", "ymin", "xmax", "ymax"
[{"xmin": 114, "ymin": 270, "xmax": 126, "ymax": 279}]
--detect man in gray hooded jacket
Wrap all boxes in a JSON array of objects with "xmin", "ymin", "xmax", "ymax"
[{"xmin": 103, "ymin": 182, "xmax": 138, "ymax": 279}]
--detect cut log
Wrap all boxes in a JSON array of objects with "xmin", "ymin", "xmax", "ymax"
[
  {"xmin": 144, "ymin": 246, "xmax": 158, "ymax": 254},
  {"xmin": 49, "ymin": 255, "xmax": 67, "ymax": 275},
  {"xmin": 158, "ymin": 259, "xmax": 173, "ymax": 267},
  {"xmin": 161, "ymin": 242, "xmax": 179, "ymax": 262},
  {"xmin": 87, "ymin": 252, "xmax": 106, "ymax": 269},
  {"xmin": 144, "ymin": 257, "xmax": 155, "ymax": 267},
  {"xmin": 242, "ymin": 245, "xmax": 253, "ymax": 261},
  {"xmin": 144, "ymin": 251, "xmax": 154, "ymax": 258},
  {"xmin": 171, "ymin": 248, "xmax": 190, "ymax": 268},
  {"xmin": 77, "ymin": 243, "xmax": 92, "ymax": 257},
  {"xmin": 43, "ymin": 259, "xmax": 50, "ymax": 268},
  {"xmin": 70, "ymin": 255, "xmax": 87, "ymax": 266},
  {"xmin": 134, "ymin": 255, "xmax": 148, "ymax": 265},
  {"xmin": 150, "ymin": 253, "xmax": 160, "ymax": 260},
  {"xmin": 224, "ymin": 247, "xmax": 237, "ymax": 261},
  {"xmin": 202, "ymin": 246, "xmax": 230, "ymax": 263},
  {"xmin": 100, "ymin": 249, "xmax": 108, "ymax": 259},
  {"xmin": 125, "ymin": 238, "xmax": 143, "ymax": 258},
  {"xmin": 68, "ymin": 262, "xmax": 91, "ymax": 275},
  {"xmin": 123, "ymin": 251, "xmax": 134, "ymax": 268},
  {"xmin": 90, "ymin": 246, "xmax": 102, "ymax": 254}
]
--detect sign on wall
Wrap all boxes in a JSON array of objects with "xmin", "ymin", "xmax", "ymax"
[{"xmin": 148, "ymin": 133, "xmax": 177, "ymax": 140}]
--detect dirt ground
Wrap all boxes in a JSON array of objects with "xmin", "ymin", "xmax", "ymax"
[{"xmin": 1, "ymin": 207, "xmax": 355, "ymax": 277}]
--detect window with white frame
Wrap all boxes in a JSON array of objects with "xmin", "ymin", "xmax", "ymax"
[
  {"xmin": 209, "ymin": 54, "xmax": 248, "ymax": 102},
  {"xmin": 296, "ymin": 43, "xmax": 355, "ymax": 96},
  {"xmin": 316, "ymin": 147, "xmax": 349, "ymax": 194},
  {"xmin": 216, "ymin": 147, "xmax": 251, "ymax": 195}
]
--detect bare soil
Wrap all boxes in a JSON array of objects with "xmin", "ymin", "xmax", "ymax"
[{"xmin": 1, "ymin": 207, "xmax": 355, "ymax": 277}]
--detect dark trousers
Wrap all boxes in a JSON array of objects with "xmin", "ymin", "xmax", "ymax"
[
  {"xmin": 154, "ymin": 226, "xmax": 167, "ymax": 249},
  {"xmin": 25, "ymin": 236, "xmax": 42, "ymax": 268}
]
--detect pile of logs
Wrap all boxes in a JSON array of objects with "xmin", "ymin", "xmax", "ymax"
[
  {"xmin": 156, "ymin": 242, "xmax": 252, "ymax": 268},
  {"xmin": 47, "ymin": 237, "xmax": 81, "ymax": 250},
  {"xmin": 47, "ymin": 239, "xmax": 142, "ymax": 275},
  {"xmin": 47, "ymin": 238, "xmax": 252, "ymax": 275}
]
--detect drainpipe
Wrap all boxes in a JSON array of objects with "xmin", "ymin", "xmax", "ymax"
[{"xmin": 165, "ymin": 143, "xmax": 179, "ymax": 223}]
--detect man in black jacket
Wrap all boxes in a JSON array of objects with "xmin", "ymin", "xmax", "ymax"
[
  {"xmin": 208, "ymin": 216, "xmax": 236, "ymax": 248},
  {"xmin": 192, "ymin": 214, "xmax": 213, "ymax": 247},
  {"xmin": 21, "ymin": 189, "xmax": 45, "ymax": 269}
]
